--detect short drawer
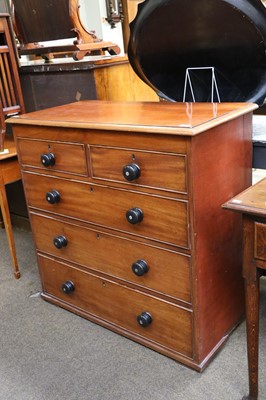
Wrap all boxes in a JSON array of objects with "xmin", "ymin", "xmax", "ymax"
[
  {"xmin": 31, "ymin": 213, "xmax": 192, "ymax": 303},
  {"xmin": 90, "ymin": 146, "xmax": 187, "ymax": 193},
  {"xmin": 17, "ymin": 138, "xmax": 88, "ymax": 176},
  {"xmin": 39, "ymin": 255, "xmax": 193, "ymax": 358},
  {"xmin": 254, "ymin": 222, "xmax": 266, "ymax": 261},
  {"xmin": 24, "ymin": 172, "xmax": 189, "ymax": 248}
]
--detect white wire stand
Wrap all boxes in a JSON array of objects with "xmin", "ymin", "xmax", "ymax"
[{"xmin": 183, "ymin": 67, "xmax": 221, "ymax": 103}]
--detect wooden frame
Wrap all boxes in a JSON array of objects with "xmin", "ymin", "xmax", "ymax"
[{"xmin": 10, "ymin": 0, "xmax": 120, "ymax": 60}]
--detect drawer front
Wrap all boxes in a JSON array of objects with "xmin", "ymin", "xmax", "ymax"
[
  {"xmin": 24, "ymin": 173, "xmax": 189, "ymax": 248},
  {"xmin": 17, "ymin": 138, "xmax": 88, "ymax": 176},
  {"xmin": 31, "ymin": 213, "xmax": 192, "ymax": 303},
  {"xmin": 254, "ymin": 222, "xmax": 266, "ymax": 261},
  {"xmin": 39, "ymin": 255, "xmax": 193, "ymax": 358},
  {"xmin": 90, "ymin": 146, "xmax": 187, "ymax": 193}
]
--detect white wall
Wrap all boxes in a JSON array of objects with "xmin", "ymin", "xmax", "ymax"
[{"xmin": 79, "ymin": 0, "xmax": 102, "ymax": 38}]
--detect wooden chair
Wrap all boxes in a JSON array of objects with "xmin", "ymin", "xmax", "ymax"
[
  {"xmin": 10, "ymin": 0, "xmax": 120, "ymax": 61},
  {"xmin": 0, "ymin": 15, "xmax": 25, "ymax": 151},
  {"xmin": 0, "ymin": 13, "xmax": 26, "ymax": 279}
]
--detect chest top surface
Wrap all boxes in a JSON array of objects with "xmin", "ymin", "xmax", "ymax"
[
  {"xmin": 8, "ymin": 100, "xmax": 257, "ymax": 136},
  {"xmin": 223, "ymin": 178, "xmax": 266, "ymax": 218}
]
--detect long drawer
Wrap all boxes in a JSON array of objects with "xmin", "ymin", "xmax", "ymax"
[
  {"xmin": 24, "ymin": 172, "xmax": 189, "ymax": 248},
  {"xmin": 39, "ymin": 254, "xmax": 193, "ymax": 359},
  {"xmin": 31, "ymin": 213, "xmax": 192, "ymax": 303},
  {"xmin": 90, "ymin": 145, "xmax": 187, "ymax": 193}
]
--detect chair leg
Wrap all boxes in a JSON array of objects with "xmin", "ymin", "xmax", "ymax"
[
  {"xmin": 0, "ymin": 184, "xmax": 20, "ymax": 279},
  {"xmin": 0, "ymin": 130, "xmax": 5, "ymax": 153}
]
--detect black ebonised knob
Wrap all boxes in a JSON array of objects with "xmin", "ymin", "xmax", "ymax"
[
  {"xmin": 123, "ymin": 163, "xmax": 141, "ymax": 181},
  {"xmin": 126, "ymin": 207, "xmax": 143, "ymax": 224},
  {"xmin": 53, "ymin": 235, "xmax": 68, "ymax": 249},
  {"xmin": 137, "ymin": 312, "xmax": 152, "ymax": 327},
  {"xmin": 40, "ymin": 152, "xmax": 55, "ymax": 167},
  {"xmin": 61, "ymin": 281, "xmax": 75, "ymax": 294},
  {"xmin": 46, "ymin": 190, "xmax": 60, "ymax": 204},
  {"xmin": 132, "ymin": 260, "xmax": 149, "ymax": 276}
]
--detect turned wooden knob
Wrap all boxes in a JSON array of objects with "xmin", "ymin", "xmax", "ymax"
[
  {"xmin": 123, "ymin": 163, "xmax": 141, "ymax": 181},
  {"xmin": 40, "ymin": 152, "xmax": 55, "ymax": 167},
  {"xmin": 126, "ymin": 207, "xmax": 143, "ymax": 224},
  {"xmin": 132, "ymin": 260, "xmax": 149, "ymax": 276},
  {"xmin": 46, "ymin": 190, "xmax": 60, "ymax": 204},
  {"xmin": 53, "ymin": 235, "xmax": 68, "ymax": 249},
  {"xmin": 137, "ymin": 312, "xmax": 152, "ymax": 327},
  {"xmin": 61, "ymin": 281, "xmax": 75, "ymax": 294}
]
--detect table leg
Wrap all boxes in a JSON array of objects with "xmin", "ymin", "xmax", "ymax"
[
  {"xmin": 242, "ymin": 277, "xmax": 260, "ymax": 400},
  {"xmin": 0, "ymin": 183, "xmax": 20, "ymax": 278},
  {"xmin": 0, "ymin": 209, "xmax": 4, "ymax": 228}
]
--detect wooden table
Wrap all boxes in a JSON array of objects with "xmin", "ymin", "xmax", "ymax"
[{"xmin": 223, "ymin": 178, "xmax": 266, "ymax": 400}]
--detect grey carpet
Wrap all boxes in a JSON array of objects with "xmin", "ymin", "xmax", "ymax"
[{"xmin": 1, "ymin": 227, "xmax": 266, "ymax": 400}]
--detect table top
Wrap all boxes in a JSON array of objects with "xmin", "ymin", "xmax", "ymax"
[
  {"xmin": 0, "ymin": 135, "xmax": 17, "ymax": 161},
  {"xmin": 223, "ymin": 178, "xmax": 266, "ymax": 218},
  {"xmin": 7, "ymin": 100, "xmax": 257, "ymax": 136}
]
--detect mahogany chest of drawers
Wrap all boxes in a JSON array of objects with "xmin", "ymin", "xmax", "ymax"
[{"xmin": 9, "ymin": 100, "xmax": 257, "ymax": 371}]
